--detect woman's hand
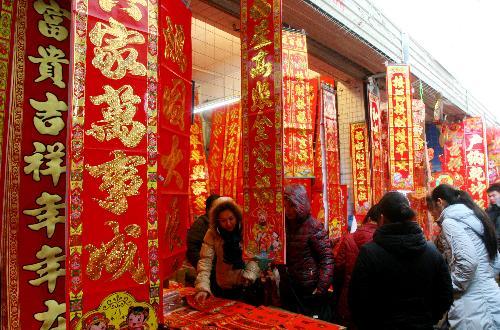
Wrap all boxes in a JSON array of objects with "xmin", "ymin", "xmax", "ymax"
[{"xmin": 194, "ymin": 291, "xmax": 209, "ymax": 304}]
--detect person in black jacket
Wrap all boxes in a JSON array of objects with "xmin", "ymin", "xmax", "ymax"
[
  {"xmin": 349, "ymin": 191, "xmax": 453, "ymax": 330},
  {"xmin": 186, "ymin": 194, "xmax": 220, "ymax": 267},
  {"xmin": 486, "ymin": 183, "xmax": 500, "ymax": 246}
]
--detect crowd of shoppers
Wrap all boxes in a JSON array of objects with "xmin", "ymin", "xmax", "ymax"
[{"xmin": 186, "ymin": 183, "xmax": 500, "ymax": 329}]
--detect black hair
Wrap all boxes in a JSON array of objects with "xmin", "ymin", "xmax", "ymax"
[
  {"xmin": 205, "ymin": 194, "xmax": 220, "ymax": 214},
  {"xmin": 378, "ymin": 191, "xmax": 416, "ymax": 223},
  {"xmin": 486, "ymin": 182, "xmax": 500, "ymax": 194},
  {"xmin": 432, "ymin": 184, "xmax": 497, "ymax": 260},
  {"xmin": 363, "ymin": 203, "xmax": 381, "ymax": 224}
]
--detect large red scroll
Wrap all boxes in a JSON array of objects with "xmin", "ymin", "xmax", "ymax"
[
  {"xmin": 241, "ymin": 0, "xmax": 285, "ymax": 263},
  {"xmin": 386, "ymin": 65, "xmax": 414, "ymax": 191},
  {"xmin": 220, "ymin": 103, "xmax": 242, "ymax": 199},
  {"xmin": 350, "ymin": 122, "xmax": 371, "ymax": 216},
  {"xmin": 189, "ymin": 114, "xmax": 210, "ymax": 219},
  {"xmin": 2, "ymin": 0, "xmax": 69, "ymax": 328},
  {"xmin": 463, "ymin": 117, "xmax": 489, "ymax": 208},
  {"xmin": 435, "ymin": 122, "xmax": 466, "ymax": 189},
  {"xmin": 369, "ymin": 92, "xmax": 385, "ymax": 203},
  {"xmin": 487, "ymin": 127, "xmax": 500, "ymax": 183},
  {"xmin": 207, "ymin": 106, "xmax": 226, "ymax": 195},
  {"xmin": 282, "ymin": 29, "xmax": 314, "ymax": 178}
]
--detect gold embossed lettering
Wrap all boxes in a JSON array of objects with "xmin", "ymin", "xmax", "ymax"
[
  {"xmin": 23, "ymin": 192, "xmax": 65, "ymax": 239},
  {"xmin": 28, "ymin": 45, "xmax": 69, "ymax": 88},
  {"xmin": 30, "ymin": 92, "xmax": 67, "ymax": 136},
  {"xmin": 23, "ymin": 245, "xmax": 65, "ymax": 293}
]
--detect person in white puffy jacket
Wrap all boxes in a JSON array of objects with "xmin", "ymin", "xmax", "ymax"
[{"xmin": 432, "ymin": 184, "xmax": 500, "ymax": 330}]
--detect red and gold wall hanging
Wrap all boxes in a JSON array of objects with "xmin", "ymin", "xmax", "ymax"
[
  {"xmin": 486, "ymin": 126, "xmax": 500, "ymax": 183},
  {"xmin": 207, "ymin": 106, "xmax": 226, "ymax": 194},
  {"xmin": 435, "ymin": 122, "xmax": 466, "ymax": 189},
  {"xmin": 220, "ymin": 103, "xmax": 242, "ymax": 199},
  {"xmin": 369, "ymin": 91, "xmax": 385, "ymax": 203},
  {"xmin": 350, "ymin": 122, "xmax": 371, "ymax": 216},
  {"xmin": 65, "ymin": 0, "xmax": 192, "ymax": 327},
  {"xmin": 189, "ymin": 114, "xmax": 211, "ymax": 220},
  {"xmin": 241, "ymin": 0, "xmax": 285, "ymax": 264},
  {"xmin": 386, "ymin": 65, "xmax": 414, "ymax": 191},
  {"xmin": 282, "ymin": 29, "xmax": 314, "ymax": 178},
  {"xmin": 2, "ymin": 0, "xmax": 69, "ymax": 328},
  {"xmin": 463, "ymin": 117, "xmax": 489, "ymax": 208}
]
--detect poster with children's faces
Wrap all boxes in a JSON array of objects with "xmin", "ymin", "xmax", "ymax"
[{"xmin": 76, "ymin": 292, "xmax": 157, "ymax": 330}]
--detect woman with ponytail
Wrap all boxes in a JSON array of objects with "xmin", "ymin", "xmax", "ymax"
[
  {"xmin": 349, "ymin": 192, "xmax": 452, "ymax": 330},
  {"xmin": 431, "ymin": 184, "xmax": 500, "ymax": 329}
]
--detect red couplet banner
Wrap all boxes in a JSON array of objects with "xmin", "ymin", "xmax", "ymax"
[
  {"xmin": 350, "ymin": 122, "xmax": 371, "ymax": 216},
  {"xmin": 241, "ymin": 0, "xmax": 285, "ymax": 264},
  {"xmin": 2, "ymin": 0, "xmax": 70, "ymax": 328},
  {"xmin": 369, "ymin": 92, "xmax": 385, "ymax": 204}
]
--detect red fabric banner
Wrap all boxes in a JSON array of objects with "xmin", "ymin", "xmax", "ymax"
[
  {"xmin": 189, "ymin": 114, "xmax": 211, "ymax": 220},
  {"xmin": 486, "ymin": 127, "xmax": 500, "ymax": 183},
  {"xmin": 241, "ymin": 0, "xmax": 285, "ymax": 263},
  {"xmin": 2, "ymin": 0, "xmax": 69, "ymax": 328},
  {"xmin": 463, "ymin": 117, "xmax": 489, "ymax": 208},
  {"xmin": 350, "ymin": 122, "xmax": 372, "ymax": 216},
  {"xmin": 386, "ymin": 65, "xmax": 414, "ymax": 191},
  {"xmin": 434, "ymin": 122, "xmax": 466, "ymax": 189},
  {"xmin": 207, "ymin": 107, "xmax": 226, "ymax": 194},
  {"xmin": 220, "ymin": 103, "xmax": 242, "ymax": 199},
  {"xmin": 369, "ymin": 92, "xmax": 385, "ymax": 204},
  {"xmin": 282, "ymin": 30, "xmax": 314, "ymax": 178}
]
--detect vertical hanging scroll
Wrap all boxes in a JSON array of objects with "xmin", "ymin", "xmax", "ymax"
[
  {"xmin": 487, "ymin": 127, "xmax": 500, "ymax": 183},
  {"xmin": 207, "ymin": 107, "xmax": 226, "ymax": 195},
  {"xmin": 436, "ymin": 122, "xmax": 466, "ymax": 189},
  {"xmin": 350, "ymin": 122, "xmax": 371, "ymax": 216},
  {"xmin": 386, "ymin": 65, "xmax": 414, "ymax": 191},
  {"xmin": 189, "ymin": 114, "xmax": 210, "ymax": 220},
  {"xmin": 282, "ymin": 30, "xmax": 313, "ymax": 178},
  {"xmin": 2, "ymin": 0, "xmax": 69, "ymax": 328},
  {"xmin": 463, "ymin": 117, "xmax": 489, "ymax": 208},
  {"xmin": 66, "ymin": 0, "xmax": 175, "ymax": 327},
  {"xmin": 241, "ymin": 0, "xmax": 285, "ymax": 263},
  {"xmin": 220, "ymin": 103, "xmax": 242, "ymax": 199},
  {"xmin": 369, "ymin": 91, "xmax": 385, "ymax": 203}
]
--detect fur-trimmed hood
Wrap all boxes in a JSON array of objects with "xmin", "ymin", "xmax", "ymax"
[{"xmin": 208, "ymin": 196, "xmax": 243, "ymax": 230}]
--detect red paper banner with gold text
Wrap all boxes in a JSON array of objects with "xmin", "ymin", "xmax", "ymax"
[
  {"xmin": 282, "ymin": 30, "xmax": 314, "ymax": 178},
  {"xmin": 463, "ymin": 117, "xmax": 489, "ymax": 208},
  {"xmin": 241, "ymin": 0, "xmax": 285, "ymax": 263},
  {"xmin": 487, "ymin": 127, "xmax": 500, "ymax": 183},
  {"xmin": 350, "ymin": 122, "xmax": 371, "ymax": 215},
  {"xmin": 369, "ymin": 92, "xmax": 385, "ymax": 203},
  {"xmin": 220, "ymin": 103, "xmax": 242, "ymax": 199},
  {"xmin": 207, "ymin": 106, "xmax": 226, "ymax": 195},
  {"xmin": 2, "ymin": 0, "xmax": 69, "ymax": 328},
  {"xmin": 435, "ymin": 122, "xmax": 466, "ymax": 189},
  {"xmin": 189, "ymin": 114, "xmax": 211, "ymax": 220},
  {"xmin": 387, "ymin": 65, "xmax": 414, "ymax": 191}
]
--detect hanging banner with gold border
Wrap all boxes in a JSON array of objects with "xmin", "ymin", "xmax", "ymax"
[
  {"xmin": 241, "ymin": 0, "xmax": 285, "ymax": 264},
  {"xmin": 189, "ymin": 114, "xmax": 210, "ymax": 220},
  {"xmin": 2, "ymin": 0, "xmax": 69, "ymax": 328},
  {"xmin": 369, "ymin": 91, "xmax": 385, "ymax": 203},
  {"xmin": 350, "ymin": 122, "xmax": 371, "ymax": 215},
  {"xmin": 386, "ymin": 65, "xmax": 414, "ymax": 191},
  {"xmin": 207, "ymin": 106, "xmax": 226, "ymax": 195},
  {"xmin": 220, "ymin": 103, "xmax": 242, "ymax": 199},
  {"xmin": 282, "ymin": 30, "xmax": 313, "ymax": 178},
  {"xmin": 435, "ymin": 122, "xmax": 466, "ymax": 189},
  {"xmin": 463, "ymin": 117, "xmax": 489, "ymax": 208},
  {"xmin": 486, "ymin": 126, "xmax": 500, "ymax": 183}
]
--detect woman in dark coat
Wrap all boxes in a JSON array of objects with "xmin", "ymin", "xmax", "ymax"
[{"xmin": 349, "ymin": 191, "xmax": 453, "ymax": 330}]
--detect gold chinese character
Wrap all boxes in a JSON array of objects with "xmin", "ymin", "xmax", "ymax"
[
  {"xmin": 34, "ymin": 300, "xmax": 66, "ymax": 330},
  {"xmin": 394, "ymin": 116, "xmax": 407, "ymax": 127},
  {"xmin": 99, "ymin": 0, "xmax": 147, "ymax": 21},
  {"xmin": 252, "ymin": 113, "xmax": 272, "ymax": 141},
  {"xmin": 86, "ymin": 221, "xmax": 147, "ymax": 284},
  {"xmin": 190, "ymin": 149, "xmax": 203, "ymax": 163},
  {"xmin": 250, "ymin": 0, "xmax": 271, "ymax": 20},
  {"xmin": 355, "ymin": 153, "xmax": 365, "ymax": 162},
  {"xmin": 296, "ymin": 98, "xmax": 306, "ymax": 111},
  {"xmin": 392, "ymin": 75, "xmax": 404, "ymax": 89},
  {"xmin": 30, "ymin": 92, "xmax": 67, "ymax": 136},
  {"xmin": 393, "ymin": 95, "xmax": 406, "ymax": 115},
  {"xmin": 163, "ymin": 16, "xmax": 187, "ymax": 72},
  {"xmin": 396, "ymin": 142, "xmax": 408, "ymax": 157},
  {"xmin": 356, "ymin": 171, "xmax": 366, "ymax": 181},
  {"xmin": 86, "ymin": 150, "xmax": 146, "ymax": 215},
  {"xmin": 89, "ymin": 17, "xmax": 146, "ymax": 79},
  {"xmin": 28, "ymin": 45, "xmax": 69, "ymax": 88},
  {"xmin": 354, "ymin": 130, "xmax": 364, "ymax": 141},
  {"xmin": 358, "ymin": 191, "xmax": 368, "ymax": 202},
  {"xmin": 191, "ymin": 165, "xmax": 205, "ymax": 180},
  {"xmin": 252, "ymin": 81, "xmax": 273, "ymax": 111},
  {"xmin": 252, "ymin": 142, "xmax": 272, "ymax": 173},
  {"xmin": 467, "ymin": 150, "xmax": 485, "ymax": 166},
  {"xmin": 395, "ymin": 161, "xmax": 408, "ymax": 171},
  {"xmin": 23, "ymin": 192, "xmax": 65, "ymax": 239},
  {"xmin": 250, "ymin": 20, "xmax": 272, "ymax": 50},
  {"xmin": 34, "ymin": 0, "xmax": 70, "ymax": 41},
  {"xmin": 162, "ymin": 78, "xmax": 186, "ymax": 130},
  {"xmin": 191, "ymin": 181, "xmax": 208, "ymax": 195},
  {"xmin": 87, "ymin": 85, "xmax": 146, "ymax": 148},
  {"xmin": 255, "ymin": 175, "xmax": 270, "ymax": 188},
  {"xmin": 468, "ymin": 166, "xmax": 485, "ymax": 182},
  {"xmin": 23, "ymin": 245, "xmax": 65, "ymax": 293},
  {"xmin": 354, "ymin": 141, "xmax": 364, "ymax": 151},
  {"xmin": 165, "ymin": 197, "xmax": 182, "ymax": 251},
  {"xmin": 250, "ymin": 50, "xmax": 272, "ymax": 78},
  {"xmin": 24, "ymin": 142, "xmax": 66, "ymax": 186},
  {"xmin": 395, "ymin": 129, "xmax": 407, "ymax": 143},
  {"xmin": 161, "ymin": 135, "xmax": 184, "ymax": 188}
]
